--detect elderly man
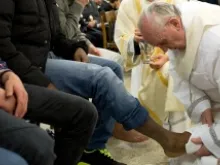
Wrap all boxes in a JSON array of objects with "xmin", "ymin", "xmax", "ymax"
[
  {"xmin": 56, "ymin": 0, "xmax": 123, "ymax": 64},
  {"xmin": 114, "ymin": 0, "xmax": 189, "ymax": 139},
  {"xmin": 139, "ymin": 1, "xmax": 220, "ymax": 164}
]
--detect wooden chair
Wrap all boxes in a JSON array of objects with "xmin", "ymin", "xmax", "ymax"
[{"xmin": 100, "ymin": 10, "xmax": 118, "ymax": 50}]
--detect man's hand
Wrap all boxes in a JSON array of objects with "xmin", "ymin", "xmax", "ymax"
[
  {"xmin": 47, "ymin": 83, "xmax": 57, "ymax": 90},
  {"xmin": 134, "ymin": 29, "xmax": 144, "ymax": 43},
  {"xmin": 75, "ymin": 0, "xmax": 89, "ymax": 7},
  {"xmin": 88, "ymin": 20, "xmax": 96, "ymax": 28},
  {"xmin": 73, "ymin": 48, "xmax": 89, "ymax": 63},
  {"xmin": 89, "ymin": 44, "xmax": 101, "ymax": 56},
  {"xmin": 1, "ymin": 71, "xmax": 28, "ymax": 118},
  {"xmin": 149, "ymin": 54, "xmax": 169, "ymax": 70},
  {"xmin": 191, "ymin": 137, "xmax": 212, "ymax": 156},
  {"xmin": 0, "ymin": 88, "xmax": 16, "ymax": 114},
  {"xmin": 201, "ymin": 108, "xmax": 213, "ymax": 127},
  {"xmin": 115, "ymin": 1, "xmax": 120, "ymax": 9}
]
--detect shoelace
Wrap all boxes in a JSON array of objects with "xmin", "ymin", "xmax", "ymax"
[{"xmin": 99, "ymin": 149, "xmax": 112, "ymax": 159}]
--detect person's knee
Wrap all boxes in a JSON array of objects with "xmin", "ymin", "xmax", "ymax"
[
  {"xmin": 0, "ymin": 149, "xmax": 28, "ymax": 165},
  {"xmin": 110, "ymin": 61, "xmax": 124, "ymax": 80},
  {"xmin": 98, "ymin": 67, "xmax": 118, "ymax": 82},
  {"xmin": 9, "ymin": 154, "xmax": 28, "ymax": 165},
  {"xmin": 24, "ymin": 128, "xmax": 55, "ymax": 165}
]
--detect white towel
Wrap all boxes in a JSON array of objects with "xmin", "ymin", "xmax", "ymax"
[{"xmin": 184, "ymin": 124, "xmax": 218, "ymax": 165}]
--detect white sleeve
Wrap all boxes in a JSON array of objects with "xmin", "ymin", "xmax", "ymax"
[
  {"xmin": 213, "ymin": 48, "xmax": 220, "ymax": 103},
  {"xmin": 200, "ymin": 124, "xmax": 220, "ymax": 158},
  {"xmin": 169, "ymin": 54, "xmax": 211, "ymax": 123},
  {"xmin": 198, "ymin": 48, "xmax": 220, "ymax": 158}
]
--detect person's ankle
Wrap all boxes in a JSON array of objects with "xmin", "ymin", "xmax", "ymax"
[{"xmin": 163, "ymin": 132, "xmax": 191, "ymax": 157}]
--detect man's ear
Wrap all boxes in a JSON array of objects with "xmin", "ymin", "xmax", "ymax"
[{"xmin": 168, "ymin": 17, "xmax": 181, "ymax": 31}]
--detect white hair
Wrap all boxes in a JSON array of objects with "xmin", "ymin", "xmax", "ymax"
[{"xmin": 138, "ymin": 2, "xmax": 181, "ymax": 31}]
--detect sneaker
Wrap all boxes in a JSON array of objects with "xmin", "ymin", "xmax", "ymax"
[{"xmin": 77, "ymin": 149, "xmax": 126, "ymax": 165}]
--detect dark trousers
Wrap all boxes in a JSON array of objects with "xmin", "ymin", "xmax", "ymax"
[
  {"xmin": 86, "ymin": 28, "xmax": 103, "ymax": 47},
  {"xmin": 0, "ymin": 84, "xmax": 98, "ymax": 165}
]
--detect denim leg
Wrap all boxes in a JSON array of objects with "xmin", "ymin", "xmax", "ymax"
[
  {"xmin": 88, "ymin": 55, "xmax": 124, "ymax": 81},
  {"xmin": 88, "ymin": 55, "xmax": 123, "ymax": 149},
  {"xmin": 45, "ymin": 53, "xmax": 148, "ymax": 150},
  {"xmin": 0, "ymin": 148, "xmax": 28, "ymax": 165}
]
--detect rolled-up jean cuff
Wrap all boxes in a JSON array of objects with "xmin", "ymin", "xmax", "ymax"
[{"xmin": 122, "ymin": 106, "xmax": 149, "ymax": 131}]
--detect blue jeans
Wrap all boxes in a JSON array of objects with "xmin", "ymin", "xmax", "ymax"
[
  {"xmin": 45, "ymin": 52, "xmax": 148, "ymax": 149},
  {"xmin": 0, "ymin": 148, "xmax": 28, "ymax": 165}
]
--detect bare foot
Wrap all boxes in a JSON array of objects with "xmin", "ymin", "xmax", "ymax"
[
  {"xmin": 113, "ymin": 123, "xmax": 148, "ymax": 143},
  {"xmin": 135, "ymin": 118, "xmax": 191, "ymax": 158},
  {"xmin": 163, "ymin": 132, "xmax": 191, "ymax": 157}
]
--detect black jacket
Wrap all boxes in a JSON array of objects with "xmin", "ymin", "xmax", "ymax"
[
  {"xmin": 0, "ymin": 0, "xmax": 88, "ymax": 87},
  {"xmin": 83, "ymin": 1, "xmax": 100, "ymax": 24},
  {"xmin": 99, "ymin": 1, "xmax": 115, "ymax": 12}
]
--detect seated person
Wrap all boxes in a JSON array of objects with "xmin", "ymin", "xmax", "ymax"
[
  {"xmin": 93, "ymin": 0, "xmax": 104, "ymax": 12},
  {"xmin": 56, "ymin": 0, "xmax": 145, "ymax": 143},
  {"xmin": 56, "ymin": 0, "xmax": 123, "ymax": 64},
  {"xmin": 0, "ymin": 61, "xmax": 97, "ymax": 165},
  {"xmin": 80, "ymin": 0, "xmax": 103, "ymax": 47},
  {"xmin": 0, "ymin": 148, "xmax": 28, "ymax": 165},
  {"xmin": 79, "ymin": 14, "xmax": 103, "ymax": 47}
]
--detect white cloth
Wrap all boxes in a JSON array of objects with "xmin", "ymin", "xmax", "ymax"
[
  {"xmin": 182, "ymin": 123, "xmax": 220, "ymax": 165},
  {"xmin": 186, "ymin": 125, "xmax": 207, "ymax": 154},
  {"xmin": 171, "ymin": 111, "xmax": 220, "ymax": 165},
  {"xmin": 169, "ymin": 2, "xmax": 220, "ymax": 123}
]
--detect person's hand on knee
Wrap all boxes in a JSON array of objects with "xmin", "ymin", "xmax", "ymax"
[
  {"xmin": 88, "ymin": 44, "xmax": 101, "ymax": 56},
  {"xmin": 73, "ymin": 48, "xmax": 89, "ymax": 63},
  {"xmin": 0, "ymin": 88, "xmax": 16, "ymax": 114},
  {"xmin": 1, "ymin": 71, "xmax": 28, "ymax": 118}
]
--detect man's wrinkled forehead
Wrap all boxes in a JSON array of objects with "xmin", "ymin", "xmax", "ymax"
[{"xmin": 140, "ymin": 17, "xmax": 160, "ymax": 46}]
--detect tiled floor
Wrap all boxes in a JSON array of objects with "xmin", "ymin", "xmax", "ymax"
[{"xmin": 106, "ymin": 71, "xmax": 168, "ymax": 165}]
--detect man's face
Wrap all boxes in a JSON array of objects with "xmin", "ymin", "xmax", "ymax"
[{"xmin": 141, "ymin": 17, "xmax": 186, "ymax": 52}]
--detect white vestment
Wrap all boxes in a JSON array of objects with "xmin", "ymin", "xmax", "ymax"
[
  {"xmin": 114, "ymin": 0, "xmax": 189, "ymax": 128},
  {"xmin": 169, "ymin": 1, "xmax": 220, "ymax": 164}
]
